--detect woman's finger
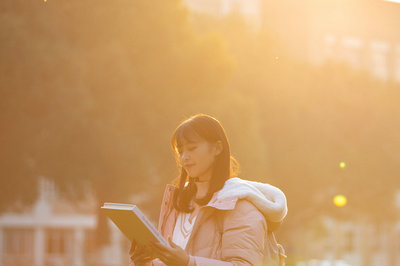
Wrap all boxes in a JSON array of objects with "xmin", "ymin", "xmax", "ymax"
[
  {"xmin": 148, "ymin": 244, "xmax": 166, "ymax": 258},
  {"xmin": 129, "ymin": 240, "xmax": 137, "ymax": 256},
  {"xmin": 167, "ymin": 237, "xmax": 178, "ymax": 248},
  {"xmin": 131, "ymin": 245, "xmax": 153, "ymax": 263},
  {"xmin": 157, "ymin": 252, "xmax": 171, "ymax": 264},
  {"xmin": 148, "ymin": 244, "xmax": 172, "ymax": 262},
  {"xmin": 132, "ymin": 251, "xmax": 148, "ymax": 261},
  {"xmin": 149, "ymin": 241, "xmax": 171, "ymax": 252},
  {"xmin": 131, "ymin": 247, "xmax": 144, "ymax": 259},
  {"xmin": 133, "ymin": 253, "xmax": 153, "ymax": 266}
]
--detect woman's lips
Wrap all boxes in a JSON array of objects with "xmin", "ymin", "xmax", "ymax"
[{"xmin": 185, "ymin": 164, "xmax": 195, "ymax": 168}]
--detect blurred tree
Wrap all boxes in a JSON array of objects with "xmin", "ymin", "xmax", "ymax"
[
  {"xmin": 0, "ymin": 0, "xmax": 271, "ymax": 248},
  {"xmin": 2, "ymin": 0, "xmax": 399, "ymax": 254},
  {"xmin": 0, "ymin": 0, "xmax": 237, "ymax": 245},
  {"xmin": 188, "ymin": 11, "xmax": 400, "ymax": 228}
]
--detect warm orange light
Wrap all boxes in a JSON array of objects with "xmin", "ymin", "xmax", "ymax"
[
  {"xmin": 383, "ymin": 0, "xmax": 400, "ymax": 3},
  {"xmin": 333, "ymin": 195, "xmax": 347, "ymax": 207},
  {"xmin": 339, "ymin": 162, "xmax": 346, "ymax": 169}
]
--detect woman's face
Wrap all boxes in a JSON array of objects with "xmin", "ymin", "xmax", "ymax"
[{"xmin": 177, "ymin": 137, "xmax": 222, "ymax": 182}]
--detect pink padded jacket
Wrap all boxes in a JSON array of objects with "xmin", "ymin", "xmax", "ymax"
[{"xmin": 131, "ymin": 177, "xmax": 287, "ymax": 266}]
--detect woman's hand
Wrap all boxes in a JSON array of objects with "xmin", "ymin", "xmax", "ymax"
[
  {"xmin": 148, "ymin": 237, "xmax": 189, "ymax": 266},
  {"xmin": 129, "ymin": 240, "xmax": 154, "ymax": 266}
]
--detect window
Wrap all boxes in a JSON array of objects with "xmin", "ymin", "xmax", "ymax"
[
  {"xmin": 397, "ymin": 229, "xmax": 400, "ymax": 253},
  {"xmin": 341, "ymin": 37, "xmax": 363, "ymax": 69},
  {"xmin": 45, "ymin": 228, "xmax": 73, "ymax": 255},
  {"xmin": 370, "ymin": 41, "xmax": 390, "ymax": 80},
  {"xmin": 344, "ymin": 231, "xmax": 354, "ymax": 252},
  {"xmin": 394, "ymin": 46, "xmax": 400, "ymax": 83},
  {"xmin": 84, "ymin": 229, "xmax": 96, "ymax": 253},
  {"xmin": 3, "ymin": 228, "xmax": 33, "ymax": 255},
  {"xmin": 323, "ymin": 34, "xmax": 337, "ymax": 59}
]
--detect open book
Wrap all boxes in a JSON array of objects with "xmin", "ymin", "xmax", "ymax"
[{"xmin": 101, "ymin": 203, "xmax": 169, "ymax": 247}]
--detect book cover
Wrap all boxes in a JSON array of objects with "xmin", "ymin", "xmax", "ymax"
[{"xmin": 101, "ymin": 202, "xmax": 169, "ymax": 247}]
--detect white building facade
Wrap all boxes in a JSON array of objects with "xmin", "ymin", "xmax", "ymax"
[
  {"xmin": 0, "ymin": 178, "xmax": 127, "ymax": 266},
  {"xmin": 183, "ymin": 0, "xmax": 400, "ymax": 83}
]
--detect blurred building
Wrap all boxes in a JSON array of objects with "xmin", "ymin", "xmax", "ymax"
[
  {"xmin": 296, "ymin": 190, "xmax": 400, "ymax": 266},
  {"xmin": 184, "ymin": 0, "xmax": 262, "ymax": 29},
  {"xmin": 0, "ymin": 178, "xmax": 127, "ymax": 266},
  {"xmin": 184, "ymin": 0, "xmax": 400, "ymax": 83}
]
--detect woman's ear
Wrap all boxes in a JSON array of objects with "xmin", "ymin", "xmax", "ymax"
[{"xmin": 214, "ymin": 140, "xmax": 223, "ymax": 156}]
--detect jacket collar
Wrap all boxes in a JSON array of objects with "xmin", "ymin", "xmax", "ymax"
[{"xmin": 205, "ymin": 192, "xmax": 238, "ymax": 210}]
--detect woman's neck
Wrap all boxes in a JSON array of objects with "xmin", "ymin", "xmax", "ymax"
[
  {"xmin": 195, "ymin": 180, "xmax": 209, "ymax": 199},
  {"xmin": 192, "ymin": 169, "xmax": 212, "ymax": 200}
]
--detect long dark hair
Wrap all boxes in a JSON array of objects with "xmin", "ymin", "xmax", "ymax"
[{"xmin": 170, "ymin": 113, "xmax": 240, "ymax": 213}]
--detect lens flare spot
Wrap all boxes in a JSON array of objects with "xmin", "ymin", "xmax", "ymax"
[
  {"xmin": 333, "ymin": 195, "xmax": 347, "ymax": 207},
  {"xmin": 339, "ymin": 161, "xmax": 346, "ymax": 169}
]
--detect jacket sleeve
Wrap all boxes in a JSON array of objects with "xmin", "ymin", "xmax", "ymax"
[{"xmin": 188, "ymin": 200, "xmax": 266, "ymax": 266}]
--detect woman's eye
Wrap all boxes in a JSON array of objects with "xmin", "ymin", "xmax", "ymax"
[{"xmin": 177, "ymin": 146, "xmax": 196, "ymax": 155}]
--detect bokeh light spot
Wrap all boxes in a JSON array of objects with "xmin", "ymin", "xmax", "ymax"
[
  {"xmin": 333, "ymin": 195, "xmax": 347, "ymax": 207},
  {"xmin": 339, "ymin": 161, "xmax": 346, "ymax": 169}
]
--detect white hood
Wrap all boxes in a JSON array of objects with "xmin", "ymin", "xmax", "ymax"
[{"xmin": 216, "ymin": 177, "xmax": 288, "ymax": 222}]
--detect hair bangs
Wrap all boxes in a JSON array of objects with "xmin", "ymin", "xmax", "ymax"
[{"xmin": 172, "ymin": 123, "xmax": 202, "ymax": 153}]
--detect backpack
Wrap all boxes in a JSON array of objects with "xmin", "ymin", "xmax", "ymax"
[{"xmin": 216, "ymin": 212, "xmax": 287, "ymax": 266}]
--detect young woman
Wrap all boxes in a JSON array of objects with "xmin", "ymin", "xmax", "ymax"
[{"xmin": 129, "ymin": 114, "xmax": 287, "ymax": 266}]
